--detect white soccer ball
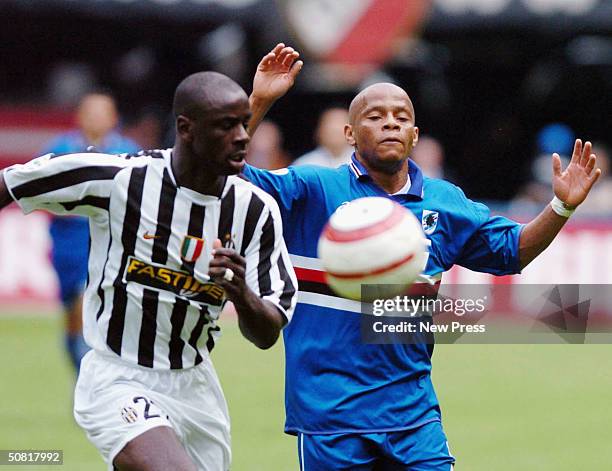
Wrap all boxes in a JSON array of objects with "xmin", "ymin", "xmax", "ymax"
[{"xmin": 318, "ymin": 197, "xmax": 428, "ymax": 302}]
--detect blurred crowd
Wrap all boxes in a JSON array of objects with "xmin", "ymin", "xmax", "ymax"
[
  {"xmin": 24, "ymin": 92, "xmax": 611, "ymax": 218},
  {"xmin": 1, "ymin": 1, "xmax": 610, "ymax": 216}
]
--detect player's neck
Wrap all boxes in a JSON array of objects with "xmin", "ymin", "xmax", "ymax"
[
  {"xmin": 363, "ymin": 160, "xmax": 409, "ymax": 194},
  {"xmin": 171, "ymin": 148, "xmax": 226, "ymax": 197}
]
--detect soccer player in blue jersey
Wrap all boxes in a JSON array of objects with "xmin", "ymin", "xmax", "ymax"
[
  {"xmin": 243, "ymin": 44, "xmax": 601, "ymax": 470},
  {"xmin": 43, "ymin": 92, "xmax": 140, "ymax": 372}
]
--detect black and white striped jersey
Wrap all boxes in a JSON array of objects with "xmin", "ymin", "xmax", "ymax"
[{"xmin": 3, "ymin": 149, "xmax": 297, "ymax": 369}]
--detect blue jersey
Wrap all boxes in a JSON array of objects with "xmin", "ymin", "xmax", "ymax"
[
  {"xmin": 243, "ymin": 155, "xmax": 523, "ymax": 435},
  {"xmin": 44, "ymin": 130, "xmax": 139, "ymax": 304}
]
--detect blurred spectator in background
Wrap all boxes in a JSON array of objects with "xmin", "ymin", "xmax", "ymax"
[
  {"xmin": 47, "ymin": 62, "xmax": 98, "ymax": 107},
  {"xmin": 411, "ymin": 135, "xmax": 446, "ymax": 179},
  {"xmin": 42, "ymin": 92, "xmax": 139, "ymax": 374},
  {"xmin": 576, "ymin": 142, "xmax": 612, "ymax": 216},
  {"xmin": 512, "ymin": 123, "xmax": 574, "ymax": 212},
  {"xmin": 246, "ymin": 120, "xmax": 291, "ymax": 170},
  {"xmin": 293, "ymin": 107, "xmax": 352, "ymax": 167},
  {"xmin": 124, "ymin": 105, "xmax": 165, "ymax": 150}
]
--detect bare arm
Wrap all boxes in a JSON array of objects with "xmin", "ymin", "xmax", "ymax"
[
  {"xmin": 519, "ymin": 205, "xmax": 568, "ymax": 268},
  {"xmin": 209, "ymin": 239, "xmax": 285, "ymax": 349},
  {"xmin": 0, "ymin": 171, "xmax": 14, "ymax": 210},
  {"xmin": 248, "ymin": 43, "xmax": 303, "ymax": 136},
  {"xmin": 519, "ymin": 139, "xmax": 600, "ymax": 268},
  {"xmin": 227, "ymin": 292, "xmax": 285, "ymax": 350}
]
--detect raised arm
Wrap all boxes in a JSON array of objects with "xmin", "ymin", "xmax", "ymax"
[
  {"xmin": 248, "ymin": 43, "xmax": 303, "ymax": 136},
  {"xmin": 0, "ymin": 171, "xmax": 13, "ymax": 210},
  {"xmin": 519, "ymin": 139, "xmax": 601, "ymax": 268}
]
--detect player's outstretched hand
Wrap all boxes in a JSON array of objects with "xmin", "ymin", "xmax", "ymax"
[
  {"xmin": 208, "ymin": 239, "xmax": 248, "ymax": 302},
  {"xmin": 552, "ymin": 139, "xmax": 601, "ymax": 208},
  {"xmin": 252, "ymin": 43, "xmax": 303, "ymax": 104}
]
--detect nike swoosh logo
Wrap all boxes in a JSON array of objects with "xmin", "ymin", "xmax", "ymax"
[{"xmin": 143, "ymin": 231, "xmax": 161, "ymax": 240}]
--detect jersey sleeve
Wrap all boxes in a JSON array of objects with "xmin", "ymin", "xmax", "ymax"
[
  {"xmin": 242, "ymin": 195, "xmax": 298, "ymax": 324},
  {"xmin": 454, "ymin": 199, "xmax": 524, "ymax": 275},
  {"xmin": 242, "ymin": 165, "xmax": 308, "ymax": 218},
  {"xmin": 2, "ymin": 152, "xmax": 130, "ymax": 217}
]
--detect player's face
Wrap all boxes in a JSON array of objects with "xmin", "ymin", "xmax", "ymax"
[
  {"xmin": 77, "ymin": 94, "xmax": 118, "ymax": 139},
  {"xmin": 190, "ymin": 92, "xmax": 251, "ymax": 175},
  {"xmin": 346, "ymin": 87, "xmax": 418, "ymax": 173}
]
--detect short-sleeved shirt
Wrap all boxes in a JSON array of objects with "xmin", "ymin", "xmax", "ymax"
[
  {"xmin": 43, "ymin": 130, "xmax": 140, "ymax": 260},
  {"xmin": 243, "ymin": 154, "xmax": 523, "ymax": 435},
  {"xmin": 4, "ymin": 149, "xmax": 297, "ymax": 369}
]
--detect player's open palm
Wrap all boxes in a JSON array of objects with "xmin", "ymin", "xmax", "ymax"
[
  {"xmin": 252, "ymin": 43, "xmax": 303, "ymax": 102},
  {"xmin": 552, "ymin": 139, "xmax": 601, "ymax": 208}
]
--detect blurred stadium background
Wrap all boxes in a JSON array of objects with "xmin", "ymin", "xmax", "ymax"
[{"xmin": 1, "ymin": 0, "xmax": 611, "ymax": 469}]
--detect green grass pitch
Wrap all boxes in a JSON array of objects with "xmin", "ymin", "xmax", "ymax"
[{"xmin": 0, "ymin": 313, "xmax": 610, "ymax": 470}]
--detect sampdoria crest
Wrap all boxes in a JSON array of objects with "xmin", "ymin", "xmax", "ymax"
[{"xmin": 422, "ymin": 210, "xmax": 439, "ymax": 235}]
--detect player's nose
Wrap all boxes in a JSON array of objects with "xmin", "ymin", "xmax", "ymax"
[
  {"xmin": 382, "ymin": 114, "xmax": 400, "ymax": 130},
  {"xmin": 234, "ymin": 124, "xmax": 250, "ymax": 145}
]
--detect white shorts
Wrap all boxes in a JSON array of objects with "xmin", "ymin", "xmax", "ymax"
[{"xmin": 74, "ymin": 350, "xmax": 231, "ymax": 471}]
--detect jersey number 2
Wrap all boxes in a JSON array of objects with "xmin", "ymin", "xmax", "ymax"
[{"xmin": 133, "ymin": 396, "xmax": 161, "ymax": 420}]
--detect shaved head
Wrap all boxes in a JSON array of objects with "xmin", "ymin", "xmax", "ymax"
[
  {"xmin": 344, "ymin": 81, "xmax": 419, "ymax": 180},
  {"xmin": 173, "ymin": 71, "xmax": 247, "ymax": 118},
  {"xmin": 348, "ymin": 83, "xmax": 414, "ymax": 125},
  {"xmin": 172, "ymin": 71, "xmax": 251, "ymax": 181}
]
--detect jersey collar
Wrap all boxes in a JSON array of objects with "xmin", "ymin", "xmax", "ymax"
[
  {"xmin": 164, "ymin": 148, "xmax": 229, "ymax": 201},
  {"xmin": 349, "ymin": 153, "xmax": 424, "ymax": 200}
]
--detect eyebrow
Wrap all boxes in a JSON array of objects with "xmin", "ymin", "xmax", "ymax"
[
  {"xmin": 363, "ymin": 104, "xmax": 414, "ymax": 115},
  {"xmin": 204, "ymin": 116, "xmax": 246, "ymax": 129},
  {"xmin": 214, "ymin": 111, "xmax": 252, "ymax": 121}
]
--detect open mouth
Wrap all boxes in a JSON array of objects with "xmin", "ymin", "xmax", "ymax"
[{"xmin": 229, "ymin": 151, "xmax": 247, "ymax": 162}]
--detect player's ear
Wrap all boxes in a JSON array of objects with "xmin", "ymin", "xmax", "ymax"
[
  {"xmin": 176, "ymin": 115, "xmax": 193, "ymax": 142},
  {"xmin": 344, "ymin": 124, "xmax": 356, "ymax": 147},
  {"xmin": 412, "ymin": 126, "xmax": 419, "ymax": 146}
]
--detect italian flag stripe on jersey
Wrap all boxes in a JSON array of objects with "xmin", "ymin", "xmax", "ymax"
[{"xmin": 181, "ymin": 236, "xmax": 204, "ymax": 263}]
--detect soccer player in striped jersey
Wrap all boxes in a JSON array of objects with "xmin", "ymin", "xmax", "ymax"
[
  {"xmin": 243, "ymin": 44, "xmax": 601, "ymax": 470},
  {"xmin": 0, "ymin": 68, "xmax": 298, "ymax": 470}
]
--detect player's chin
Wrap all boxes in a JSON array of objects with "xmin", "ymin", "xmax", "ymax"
[
  {"xmin": 375, "ymin": 150, "xmax": 407, "ymax": 166},
  {"xmin": 369, "ymin": 154, "xmax": 405, "ymax": 175}
]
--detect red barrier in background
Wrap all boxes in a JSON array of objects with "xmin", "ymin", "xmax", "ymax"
[
  {"xmin": 1, "ymin": 207, "xmax": 611, "ymax": 311},
  {"xmin": 1, "ymin": 105, "xmax": 611, "ymax": 311},
  {"xmin": 0, "ymin": 106, "xmax": 73, "ymax": 167},
  {"xmin": 0, "ymin": 208, "xmax": 57, "ymax": 309}
]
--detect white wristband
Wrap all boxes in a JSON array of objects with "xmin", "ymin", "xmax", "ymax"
[{"xmin": 550, "ymin": 196, "xmax": 575, "ymax": 218}]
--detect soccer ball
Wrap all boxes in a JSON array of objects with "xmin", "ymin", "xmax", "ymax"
[{"xmin": 318, "ymin": 197, "xmax": 428, "ymax": 302}]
